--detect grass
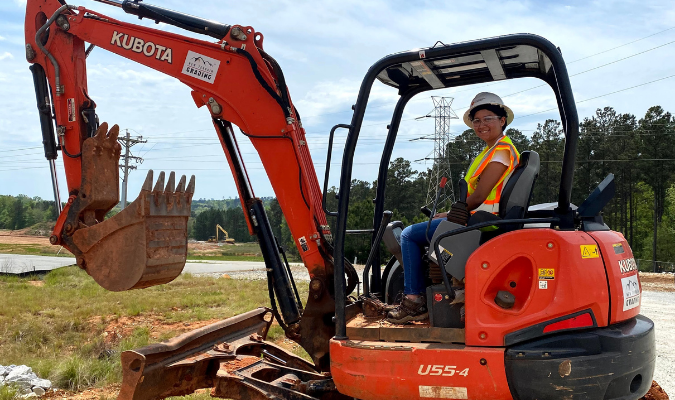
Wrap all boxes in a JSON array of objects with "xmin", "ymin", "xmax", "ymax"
[
  {"xmin": 0, "ymin": 266, "xmax": 308, "ymax": 398},
  {"xmin": 0, "ymin": 386, "xmax": 19, "ymax": 400}
]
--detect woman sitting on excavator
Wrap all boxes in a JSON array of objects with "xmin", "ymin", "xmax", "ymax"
[{"xmin": 386, "ymin": 92, "xmax": 520, "ymax": 324}]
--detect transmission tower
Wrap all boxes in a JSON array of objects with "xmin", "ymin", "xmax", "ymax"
[
  {"xmin": 118, "ymin": 129, "xmax": 147, "ymax": 209},
  {"xmin": 422, "ymin": 96, "xmax": 458, "ymax": 209}
]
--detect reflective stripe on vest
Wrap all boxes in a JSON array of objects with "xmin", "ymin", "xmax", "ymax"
[{"xmin": 464, "ymin": 135, "xmax": 520, "ymax": 215}]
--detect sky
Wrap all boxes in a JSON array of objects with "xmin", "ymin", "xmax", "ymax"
[{"xmin": 1, "ymin": 0, "xmax": 674, "ymax": 204}]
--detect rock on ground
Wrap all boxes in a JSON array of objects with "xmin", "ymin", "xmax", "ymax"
[{"xmin": 0, "ymin": 364, "xmax": 52, "ymax": 397}]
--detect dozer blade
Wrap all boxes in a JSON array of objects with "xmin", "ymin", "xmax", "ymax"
[
  {"xmin": 73, "ymin": 170, "xmax": 195, "ymax": 291},
  {"xmin": 118, "ymin": 308, "xmax": 329, "ymax": 400}
]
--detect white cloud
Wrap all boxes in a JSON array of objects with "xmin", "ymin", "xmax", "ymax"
[{"xmin": 3, "ymin": 0, "xmax": 674, "ymax": 199}]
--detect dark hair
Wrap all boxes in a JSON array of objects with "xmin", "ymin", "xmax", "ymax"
[{"xmin": 469, "ymin": 104, "xmax": 508, "ymax": 131}]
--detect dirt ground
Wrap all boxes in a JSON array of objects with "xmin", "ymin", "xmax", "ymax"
[
  {"xmin": 0, "ymin": 231, "xmax": 256, "ymax": 256},
  {"xmin": 90, "ymin": 314, "xmax": 222, "ymax": 346},
  {"xmin": 0, "ymin": 232, "xmax": 51, "ymax": 246},
  {"xmin": 640, "ymin": 272, "xmax": 675, "ymax": 292}
]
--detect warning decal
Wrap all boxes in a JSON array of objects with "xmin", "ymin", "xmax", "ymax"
[
  {"xmin": 429, "ymin": 245, "xmax": 453, "ymax": 266},
  {"xmin": 538, "ymin": 268, "xmax": 555, "ymax": 280},
  {"xmin": 580, "ymin": 245, "xmax": 600, "ymax": 259},
  {"xmin": 613, "ymin": 243, "xmax": 625, "ymax": 254},
  {"xmin": 621, "ymin": 274, "xmax": 640, "ymax": 311},
  {"xmin": 298, "ymin": 236, "xmax": 309, "ymax": 252},
  {"xmin": 67, "ymin": 98, "xmax": 76, "ymax": 122},
  {"xmin": 539, "ymin": 281, "xmax": 548, "ymax": 289}
]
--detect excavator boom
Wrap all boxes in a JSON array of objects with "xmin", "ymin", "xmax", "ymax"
[{"xmin": 25, "ymin": 0, "xmax": 353, "ymax": 386}]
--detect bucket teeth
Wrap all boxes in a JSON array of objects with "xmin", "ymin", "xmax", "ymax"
[
  {"xmin": 153, "ymin": 171, "xmax": 165, "ymax": 192},
  {"xmin": 187, "ymin": 175, "xmax": 196, "ymax": 194},
  {"xmin": 176, "ymin": 175, "xmax": 186, "ymax": 193},
  {"xmin": 93, "ymin": 122, "xmax": 120, "ymax": 142},
  {"xmin": 142, "ymin": 170, "xmax": 154, "ymax": 191},
  {"xmin": 166, "ymin": 172, "xmax": 176, "ymax": 193}
]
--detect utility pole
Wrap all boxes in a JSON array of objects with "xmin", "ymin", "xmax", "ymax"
[
  {"xmin": 118, "ymin": 129, "xmax": 147, "ymax": 209},
  {"xmin": 416, "ymin": 96, "xmax": 458, "ymax": 209}
]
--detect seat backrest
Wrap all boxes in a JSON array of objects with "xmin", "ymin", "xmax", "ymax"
[{"xmin": 498, "ymin": 151, "xmax": 540, "ymax": 219}]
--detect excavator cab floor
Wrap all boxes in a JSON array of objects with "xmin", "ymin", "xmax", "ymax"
[{"xmin": 346, "ymin": 313, "xmax": 465, "ymax": 344}]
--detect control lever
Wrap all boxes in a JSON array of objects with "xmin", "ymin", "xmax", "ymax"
[
  {"xmin": 458, "ymin": 179, "xmax": 468, "ymax": 203},
  {"xmin": 420, "ymin": 206, "xmax": 432, "ymax": 218}
]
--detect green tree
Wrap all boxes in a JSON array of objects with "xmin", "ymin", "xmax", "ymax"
[
  {"xmin": 11, "ymin": 196, "xmax": 26, "ymax": 230},
  {"xmin": 638, "ymin": 106, "xmax": 675, "ymax": 269},
  {"xmin": 530, "ymin": 119, "xmax": 565, "ymax": 204}
]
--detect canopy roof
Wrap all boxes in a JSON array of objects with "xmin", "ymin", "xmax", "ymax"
[{"xmin": 377, "ymin": 42, "xmax": 555, "ymax": 93}]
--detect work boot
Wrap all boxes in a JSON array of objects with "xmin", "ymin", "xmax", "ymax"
[
  {"xmin": 386, "ymin": 295, "xmax": 428, "ymax": 324},
  {"xmin": 361, "ymin": 294, "xmax": 397, "ymax": 318}
]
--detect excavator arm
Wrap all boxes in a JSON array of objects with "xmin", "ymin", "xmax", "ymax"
[{"xmin": 25, "ymin": 0, "xmax": 357, "ymax": 396}]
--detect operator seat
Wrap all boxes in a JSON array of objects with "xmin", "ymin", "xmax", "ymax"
[
  {"xmin": 469, "ymin": 150, "xmax": 541, "ymax": 239},
  {"xmin": 427, "ymin": 151, "xmax": 540, "ymax": 280}
]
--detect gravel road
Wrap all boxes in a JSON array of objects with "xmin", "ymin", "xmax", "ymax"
[{"xmin": 641, "ymin": 290, "xmax": 675, "ymax": 394}]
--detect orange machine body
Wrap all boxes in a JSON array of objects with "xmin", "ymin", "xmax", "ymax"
[
  {"xmin": 330, "ymin": 340, "xmax": 512, "ymax": 400},
  {"xmin": 330, "ymin": 228, "xmax": 644, "ymax": 399}
]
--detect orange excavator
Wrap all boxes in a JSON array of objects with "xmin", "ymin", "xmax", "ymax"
[{"xmin": 25, "ymin": 0, "xmax": 656, "ymax": 399}]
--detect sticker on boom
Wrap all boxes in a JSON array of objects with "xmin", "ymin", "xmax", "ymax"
[
  {"xmin": 580, "ymin": 244, "xmax": 600, "ymax": 259},
  {"xmin": 298, "ymin": 236, "xmax": 309, "ymax": 252},
  {"xmin": 110, "ymin": 31, "xmax": 172, "ymax": 63},
  {"xmin": 181, "ymin": 51, "xmax": 221, "ymax": 84},
  {"xmin": 67, "ymin": 98, "xmax": 76, "ymax": 122}
]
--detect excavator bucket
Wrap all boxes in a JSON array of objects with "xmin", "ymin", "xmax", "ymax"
[{"xmin": 72, "ymin": 170, "xmax": 195, "ymax": 292}]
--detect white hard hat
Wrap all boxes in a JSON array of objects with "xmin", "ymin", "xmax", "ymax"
[{"xmin": 463, "ymin": 92, "xmax": 514, "ymax": 128}]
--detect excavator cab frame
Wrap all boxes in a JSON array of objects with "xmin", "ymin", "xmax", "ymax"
[
  {"xmin": 325, "ymin": 35, "xmax": 655, "ymax": 400},
  {"xmin": 329, "ymin": 35, "xmax": 579, "ymax": 331}
]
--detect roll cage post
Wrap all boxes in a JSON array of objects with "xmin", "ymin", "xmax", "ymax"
[{"xmin": 331, "ymin": 34, "xmax": 580, "ymax": 339}]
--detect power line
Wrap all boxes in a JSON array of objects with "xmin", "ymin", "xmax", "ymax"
[
  {"xmin": 568, "ymin": 26, "xmax": 675, "ymax": 64},
  {"xmin": 118, "ymin": 129, "xmax": 147, "ymax": 209},
  {"xmin": 515, "ymin": 73, "xmax": 675, "ymax": 120},
  {"xmin": 5, "ymin": 146, "xmax": 42, "ymax": 152},
  {"xmin": 444, "ymin": 25, "xmax": 675, "ymax": 97}
]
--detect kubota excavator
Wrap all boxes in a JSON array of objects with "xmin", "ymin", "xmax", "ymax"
[{"xmin": 25, "ymin": 0, "xmax": 656, "ymax": 399}]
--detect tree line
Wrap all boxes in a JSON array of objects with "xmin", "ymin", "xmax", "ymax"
[
  {"xmin": 2, "ymin": 106, "xmax": 673, "ymax": 269},
  {"xmin": 0, "ymin": 195, "xmax": 57, "ymax": 231}
]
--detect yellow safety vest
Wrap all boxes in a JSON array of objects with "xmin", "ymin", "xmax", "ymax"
[{"xmin": 464, "ymin": 136, "xmax": 520, "ymax": 214}]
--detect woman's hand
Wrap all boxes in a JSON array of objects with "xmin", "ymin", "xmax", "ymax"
[{"xmin": 433, "ymin": 212, "xmax": 448, "ymax": 219}]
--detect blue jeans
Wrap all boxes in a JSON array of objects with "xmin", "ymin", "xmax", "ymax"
[{"xmin": 401, "ymin": 218, "xmax": 443, "ymax": 295}]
